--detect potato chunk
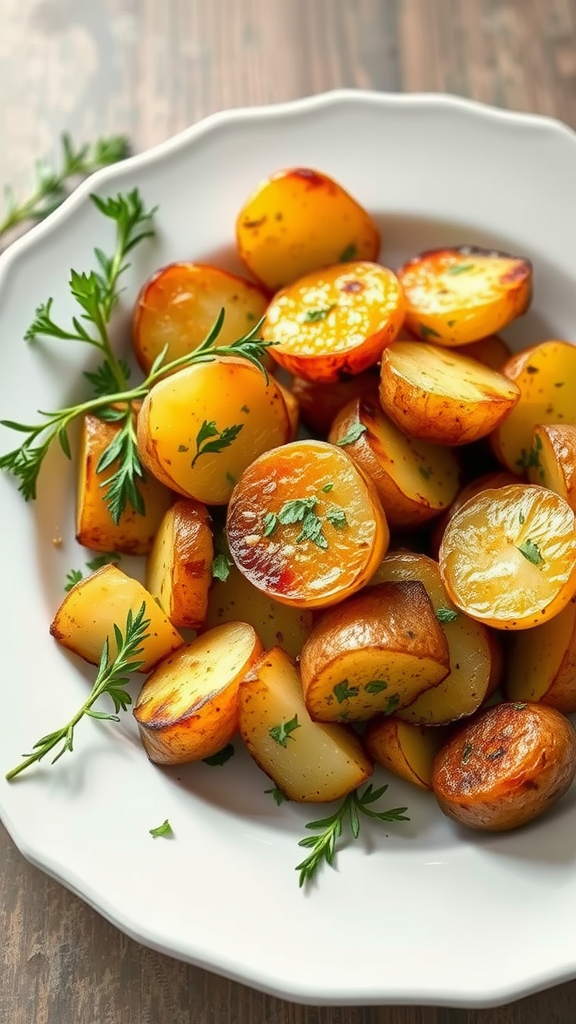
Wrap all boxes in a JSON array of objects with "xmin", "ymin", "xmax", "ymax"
[
  {"xmin": 364, "ymin": 717, "xmax": 448, "ymax": 790},
  {"xmin": 50, "ymin": 565, "xmax": 184, "ymax": 672},
  {"xmin": 379, "ymin": 341, "xmax": 520, "ymax": 446},
  {"xmin": 226, "ymin": 439, "xmax": 389, "ymax": 609},
  {"xmin": 236, "ymin": 167, "xmax": 380, "ymax": 291},
  {"xmin": 291, "ymin": 371, "xmax": 378, "ymax": 438},
  {"xmin": 506, "ymin": 596, "xmax": 576, "ymax": 714},
  {"xmin": 146, "ymin": 499, "xmax": 213, "ymax": 629},
  {"xmin": 432, "ymin": 703, "xmax": 576, "ymax": 831},
  {"xmin": 238, "ymin": 646, "xmax": 373, "ymax": 802},
  {"xmin": 300, "ymin": 581, "xmax": 450, "ymax": 722},
  {"xmin": 397, "ymin": 246, "xmax": 532, "ymax": 345},
  {"xmin": 526, "ymin": 424, "xmax": 576, "ymax": 512},
  {"xmin": 134, "ymin": 622, "xmax": 263, "ymax": 764}
]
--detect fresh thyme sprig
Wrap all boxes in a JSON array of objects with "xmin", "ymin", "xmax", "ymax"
[
  {"xmin": 5, "ymin": 604, "xmax": 150, "ymax": 780},
  {"xmin": 296, "ymin": 784, "xmax": 409, "ymax": 888},
  {"xmin": 0, "ymin": 133, "xmax": 130, "ymax": 240}
]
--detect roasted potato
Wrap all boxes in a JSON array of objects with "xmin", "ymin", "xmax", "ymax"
[
  {"xmin": 506, "ymin": 595, "xmax": 576, "ymax": 713},
  {"xmin": 132, "ymin": 262, "xmax": 269, "ymax": 374},
  {"xmin": 491, "ymin": 340, "xmax": 576, "ymax": 474},
  {"xmin": 328, "ymin": 394, "xmax": 461, "ymax": 528},
  {"xmin": 133, "ymin": 622, "xmax": 263, "ymax": 764},
  {"xmin": 50, "ymin": 565, "xmax": 184, "ymax": 671},
  {"xmin": 439, "ymin": 484, "xmax": 576, "ymax": 629},
  {"xmin": 137, "ymin": 356, "xmax": 293, "ymax": 504},
  {"xmin": 300, "ymin": 581, "xmax": 450, "ymax": 722},
  {"xmin": 226, "ymin": 438, "xmax": 389, "ymax": 608},
  {"xmin": 397, "ymin": 246, "xmax": 532, "ymax": 345},
  {"xmin": 236, "ymin": 167, "xmax": 380, "ymax": 291},
  {"xmin": 146, "ymin": 499, "xmax": 213, "ymax": 629},
  {"xmin": 526, "ymin": 424, "xmax": 576, "ymax": 511},
  {"xmin": 364, "ymin": 717, "xmax": 448, "ymax": 790},
  {"xmin": 429, "ymin": 470, "xmax": 518, "ymax": 559},
  {"xmin": 379, "ymin": 341, "xmax": 520, "ymax": 446},
  {"xmin": 371, "ymin": 551, "xmax": 493, "ymax": 725},
  {"xmin": 456, "ymin": 333, "xmax": 512, "ymax": 371},
  {"xmin": 291, "ymin": 371, "xmax": 378, "ymax": 438},
  {"xmin": 238, "ymin": 646, "xmax": 373, "ymax": 802},
  {"xmin": 76, "ymin": 410, "xmax": 173, "ymax": 555},
  {"xmin": 432, "ymin": 702, "xmax": 576, "ymax": 831}
]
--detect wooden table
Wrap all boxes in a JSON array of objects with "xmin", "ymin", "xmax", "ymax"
[{"xmin": 2, "ymin": 1, "xmax": 576, "ymax": 1021}]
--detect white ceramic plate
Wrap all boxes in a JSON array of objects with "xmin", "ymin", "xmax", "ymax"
[{"xmin": 2, "ymin": 91, "xmax": 576, "ymax": 1008}]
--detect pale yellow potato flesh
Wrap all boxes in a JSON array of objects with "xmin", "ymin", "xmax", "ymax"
[
  {"xmin": 137, "ymin": 356, "xmax": 292, "ymax": 505},
  {"xmin": 300, "ymin": 581, "xmax": 449, "ymax": 722},
  {"xmin": 76, "ymin": 411, "xmax": 173, "ymax": 555},
  {"xmin": 491, "ymin": 341, "xmax": 576, "ymax": 474},
  {"xmin": 146, "ymin": 499, "xmax": 213, "ymax": 629},
  {"xmin": 204, "ymin": 563, "xmax": 313, "ymax": 659},
  {"xmin": 50, "ymin": 565, "xmax": 184, "ymax": 672},
  {"xmin": 527, "ymin": 424, "xmax": 576, "ymax": 512},
  {"xmin": 364, "ymin": 717, "xmax": 448, "ymax": 790},
  {"xmin": 506, "ymin": 596, "xmax": 576, "ymax": 713},
  {"xmin": 238, "ymin": 646, "xmax": 373, "ymax": 802},
  {"xmin": 379, "ymin": 341, "xmax": 520, "ymax": 446},
  {"xmin": 328, "ymin": 394, "xmax": 461, "ymax": 527},
  {"xmin": 133, "ymin": 622, "xmax": 263, "ymax": 764},
  {"xmin": 371, "ymin": 551, "xmax": 492, "ymax": 724}
]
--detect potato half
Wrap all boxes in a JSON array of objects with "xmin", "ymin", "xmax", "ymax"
[
  {"xmin": 238, "ymin": 646, "xmax": 373, "ymax": 802},
  {"xmin": 146, "ymin": 499, "xmax": 213, "ymax": 629},
  {"xmin": 50, "ymin": 565, "xmax": 184, "ymax": 672},
  {"xmin": 291, "ymin": 371, "xmax": 378, "ymax": 438},
  {"xmin": 527, "ymin": 424, "xmax": 576, "ymax": 512},
  {"xmin": 432, "ymin": 702, "xmax": 576, "ymax": 831},
  {"xmin": 300, "ymin": 581, "xmax": 450, "ymax": 722},
  {"xmin": 133, "ymin": 622, "xmax": 263, "ymax": 764},
  {"xmin": 506, "ymin": 596, "xmax": 576, "ymax": 714},
  {"xmin": 364, "ymin": 717, "xmax": 448, "ymax": 790}
]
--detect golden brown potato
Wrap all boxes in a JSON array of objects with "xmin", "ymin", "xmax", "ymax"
[
  {"xmin": 133, "ymin": 622, "xmax": 263, "ymax": 764},
  {"xmin": 491, "ymin": 341, "xmax": 576, "ymax": 474},
  {"xmin": 300, "ymin": 581, "xmax": 450, "ymax": 722},
  {"xmin": 50, "ymin": 565, "xmax": 184, "ymax": 671},
  {"xmin": 505, "ymin": 595, "xmax": 576, "ymax": 713},
  {"xmin": 379, "ymin": 341, "xmax": 520, "ymax": 446},
  {"xmin": 132, "ymin": 262, "xmax": 269, "ymax": 374},
  {"xmin": 204, "ymin": 563, "xmax": 313, "ymax": 659},
  {"xmin": 428, "ymin": 470, "xmax": 518, "ymax": 559},
  {"xmin": 432, "ymin": 702, "xmax": 576, "ymax": 831},
  {"xmin": 527, "ymin": 424, "xmax": 576, "ymax": 511},
  {"xmin": 226, "ymin": 438, "xmax": 389, "ymax": 609},
  {"xmin": 291, "ymin": 372, "xmax": 378, "ymax": 438},
  {"xmin": 76, "ymin": 411, "xmax": 173, "ymax": 555},
  {"xmin": 236, "ymin": 167, "xmax": 380, "ymax": 291},
  {"xmin": 371, "ymin": 551, "xmax": 493, "ymax": 725},
  {"xmin": 137, "ymin": 356, "xmax": 293, "ymax": 505},
  {"xmin": 146, "ymin": 499, "xmax": 213, "ymax": 629},
  {"xmin": 397, "ymin": 246, "xmax": 532, "ymax": 346},
  {"xmin": 328, "ymin": 394, "xmax": 461, "ymax": 528},
  {"xmin": 238, "ymin": 646, "xmax": 373, "ymax": 802},
  {"xmin": 364, "ymin": 717, "xmax": 448, "ymax": 790},
  {"xmin": 456, "ymin": 334, "xmax": 512, "ymax": 371},
  {"xmin": 262, "ymin": 262, "xmax": 405, "ymax": 383}
]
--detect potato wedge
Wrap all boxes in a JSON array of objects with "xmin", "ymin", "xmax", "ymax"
[
  {"xmin": 238, "ymin": 646, "xmax": 373, "ymax": 802},
  {"xmin": 439, "ymin": 484, "xmax": 576, "ymax": 629},
  {"xmin": 236, "ymin": 167, "xmax": 380, "ymax": 291},
  {"xmin": 364, "ymin": 717, "xmax": 448, "ymax": 790},
  {"xmin": 132, "ymin": 262, "xmax": 269, "ymax": 374},
  {"xmin": 506, "ymin": 595, "xmax": 576, "ymax": 713},
  {"xmin": 328, "ymin": 394, "xmax": 461, "ymax": 527},
  {"xmin": 76, "ymin": 411, "xmax": 173, "ymax": 555},
  {"xmin": 291, "ymin": 371, "xmax": 378, "ymax": 437},
  {"xmin": 371, "ymin": 551, "xmax": 493, "ymax": 725},
  {"xmin": 262, "ymin": 262, "xmax": 405, "ymax": 383},
  {"xmin": 133, "ymin": 622, "xmax": 263, "ymax": 764},
  {"xmin": 226, "ymin": 438, "xmax": 389, "ymax": 609},
  {"xmin": 379, "ymin": 341, "xmax": 520, "ymax": 446},
  {"xmin": 137, "ymin": 356, "xmax": 293, "ymax": 504},
  {"xmin": 50, "ymin": 565, "xmax": 184, "ymax": 671},
  {"xmin": 432, "ymin": 702, "xmax": 576, "ymax": 831},
  {"xmin": 527, "ymin": 424, "xmax": 576, "ymax": 511},
  {"xmin": 204, "ymin": 562, "xmax": 313, "ymax": 659},
  {"xmin": 146, "ymin": 499, "xmax": 213, "ymax": 629},
  {"xmin": 300, "ymin": 581, "xmax": 450, "ymax": 722},
  {"xmin": 491, "ymin": 341, "xmax": 576, "ymax": 474},
  {"xmin": 397, "ymin": 246, "xmax": 532, "ymax": 346}
]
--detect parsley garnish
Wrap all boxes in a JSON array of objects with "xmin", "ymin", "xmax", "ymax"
[
  {"xmin": 265, "ymin": 786, "xmax": 287, "ymax": 805},
  {"xmin": 269, "ymin": 715, "xmax": 301, "ymax": 747},
  {"xmin": 6, "ymin": 604, "xmax": 150, "ymax": 779},
  {"xmin": 446, "ymin": 263, "xmax": 474, "ymax": 275},
  {"xmin": 211, "ymin": 532, "xmax": 234, "ymax": 582},
  {"xmin": 383, "ymin": 694, "xmax": 401, "ymax": 715},
  {"xmin": 518, "ymin": 512, "xmax": 525, "ymax": 525},
  {"xmin": 364, "ymin": 680, "xmax": 388, "ymax": 694},
  {"xmin": 419, "ymin": 466, "xmax": 432, "ymax": 480},
  {"xmin": 149, "ymin": 819, "xmax": 174, "ymax": 838},
  {"xmin": 333, "ymin": 680, "xmax": 360, "ymax": 703},
  {"xmin": 517, "ymin": 539, "xmax": 544, "ymax": 566},
  {"xmin": 336, "ymin": 423, "xmax": 367, "ymax": 446},
  {"xmin": 516, "ymin": 434, "xmax": 543, "ymax": 471},
  {"xmin": 436, "ymin": 607, "xmax": 459, "ymax": 623},
  {"xmin": 296, "ymin": 784, "xmax": 409, "ymax": 887},
  {"xmin": 461, "ymin": 743, "xmax": 473, "ymax": 765},
  {"xmin": 191, "ymin": 420, "xmax": 244, "ymax": 468},
  {"xmin": 65, "ymin": 553, "xmax": 121, "ymax": 591},
  {"xmin": 203, "ymin": 743, "xmax": 235, "ymax": 767},
  {"xmin": 322, "ymin": 482, "xmax": 334, "ymax": 492},
  {"xmin": 419, "ymin": 324, "xmax": 442, "ymax": 340},
  {"xmin": 263, "ymin": 494, "xmax": 348, "ymax": 550},
  {"xmin": 64, "ymin": 569, "xmax": 84, "ymax": 592},
  {"xmin": 325, "ymin": 506, "xmax": 347, "ymax": 529},
  {"xmin": 303, "ymin": 305, "xmax": 336, "ymax": 323},
  {"xmin": 339, "ymin": 243, "xmax": 358, "ymax": 262}
]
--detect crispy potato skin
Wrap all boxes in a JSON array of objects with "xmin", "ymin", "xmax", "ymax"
[
  {"xmin": 432, "ymin": 703, "xmax": 576, "ymax": 831},
  {"xmin": 291, "ymin": 372, "xmax": 378, "ymax": 437},
  {"xmin": 236, "ymin": 167, "xmax": 380, "ymax": 291},
  {"xmin": 77, "ymin": 411, "xmax": 173, "ymax": 555},
  {"xmin": 505, "ymin": 595, "xmax": 576, "ymax": 714},
  {"xmin": 146, "ymin": 499, "xmax": 213, "ymax": 629}
]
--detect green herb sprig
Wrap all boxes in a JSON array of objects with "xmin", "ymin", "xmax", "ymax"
[
  {"xmin": 5, "ymin": 604, "xmax": 150, "ymax": 780},
  {"xmin": 296, "ymin": 784, "xmax": 409, "ymax": 887}
]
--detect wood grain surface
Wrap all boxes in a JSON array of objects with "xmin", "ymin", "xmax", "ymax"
[{"xmin": 1, "ymin": 1, "xmax": 576, "ymax": 1022}]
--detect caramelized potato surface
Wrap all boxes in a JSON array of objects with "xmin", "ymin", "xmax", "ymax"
[
  {"xmin": 146, "ymin": 499, "xmax": 213, "ymax": 629},
  {"xmin": 365, "ymin": 717, "xmax": 448, "ymax": 790}
]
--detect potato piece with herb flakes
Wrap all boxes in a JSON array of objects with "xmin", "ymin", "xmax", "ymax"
[
  {"xmin": 526, "ymin": 424, "xmax": 576, "ymax": 511},
  {"xmin": 146, "ymin": 499, "xmax": 213, "ymax": 629},
  {"xmin": 365, "ymin": 717, "xmax": 449, "ymax": 790}
]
